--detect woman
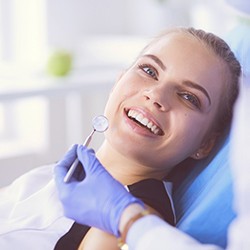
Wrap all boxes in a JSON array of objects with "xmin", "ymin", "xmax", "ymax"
[{"xmin": 0, "ymin": 27, "xmax": 241, "ymax": 250}]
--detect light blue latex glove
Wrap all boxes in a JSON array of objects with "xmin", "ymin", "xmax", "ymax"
[{"xmin": 54, "ymin": 144, "xmax": 145, "ymax": 237}]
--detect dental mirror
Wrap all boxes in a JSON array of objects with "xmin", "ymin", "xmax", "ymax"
[
  {"xmin": 91, "ymin": 115, "xmax": 109, "ymax": 133},
  {"xmin": 63, "ymin": 115, "xmax": 109, "ymax": 183}
]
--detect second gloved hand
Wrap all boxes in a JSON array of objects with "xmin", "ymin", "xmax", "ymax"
[{"xmin": 54, "ymin": 145, "xmax": 144, "ymax": 237}]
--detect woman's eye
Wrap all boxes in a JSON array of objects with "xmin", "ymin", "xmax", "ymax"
[
  {"xmin": 138, "ymin": 64, "xmax": 158, "ymax": 80},
  {"xmin": 179, "ymin": 93, "xmax": 201, "ymax": 109}
]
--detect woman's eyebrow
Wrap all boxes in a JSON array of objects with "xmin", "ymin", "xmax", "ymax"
[
  {"xmin": 141, "ymin": 54, "xmax": 211, "ymax": 105},
  {"xmin": 142, "ymin": 54, "xmax": 166, "ymax": 71},
  {"xmin": 183, "ymin": 80, "xmax": 211, "ymax": 105}
]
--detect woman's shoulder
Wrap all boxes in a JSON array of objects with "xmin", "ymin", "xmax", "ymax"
[
  {"xmin": 0, "ymin": 163, "xmax": 73, "ymax": 246},
  {"xmin": 2, "ymin": 164, "xmax": 55, "ymax": 200}
]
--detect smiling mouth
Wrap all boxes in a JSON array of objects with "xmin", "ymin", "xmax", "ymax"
[{"xmin": 126, "ymin": 109, "xmax": 164, "ymax": 136}]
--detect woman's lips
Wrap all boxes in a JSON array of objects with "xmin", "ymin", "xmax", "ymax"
[{"xmin": 125, "ymin": 108, "xmax": 164, "ymax": 136}]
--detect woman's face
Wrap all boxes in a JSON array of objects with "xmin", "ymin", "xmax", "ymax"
[{"xmin": 104, "ymin": 32, "xmax": 227, "ymax": 170}]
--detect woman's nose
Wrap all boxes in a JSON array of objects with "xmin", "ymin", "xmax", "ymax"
[{"xmin": 143, "ymin": 87, "xmax": 170, "ymax": 111}]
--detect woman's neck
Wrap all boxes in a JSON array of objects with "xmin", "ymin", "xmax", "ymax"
[{"xmin": 96, "ymin": 140, "xmax": 168, "ymax": 185}]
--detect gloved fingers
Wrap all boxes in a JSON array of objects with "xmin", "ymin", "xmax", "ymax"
[
  {"xmin": 77, "ymin": 145, "xmax": 97, "ymax": 175},
  {"xmin": 57, "ymin": 144, "xmax": 78, "ymax": 168},
  {"xmin": 54, "ymin": 144, "xmax": 78, "ymax": 184}
]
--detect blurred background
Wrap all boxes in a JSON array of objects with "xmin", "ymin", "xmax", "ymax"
[{"xmin": 0, "ymin": 0, "xmax": 240, "ymax": 187}]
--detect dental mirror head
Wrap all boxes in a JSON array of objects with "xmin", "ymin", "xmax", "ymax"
[
  {"xmin": 63, "ymin": 115, "xmax": 109, "ymax": 183},
  {"xmin": 92, "ymin": 115, "xmax": 109, "ymax": 132}
]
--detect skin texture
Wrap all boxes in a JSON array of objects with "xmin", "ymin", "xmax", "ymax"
[{"xmin": 78, "ymin": 32, "xmax": 230, "ymax": 250}]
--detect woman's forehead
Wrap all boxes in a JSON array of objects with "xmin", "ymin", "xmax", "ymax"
[
  {"xmin": 140, "ymin": 32, "xmax": 227, "ymax": 106},
  {"xmin": 142, "ymin": 33, "xmax": 222, "ymax": 75},
  {"xmin": 144, "ymin": 32, "xmax": 205, "ymax": 54}
]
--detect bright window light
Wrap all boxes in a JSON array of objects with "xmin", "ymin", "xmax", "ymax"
[
  {"xmin": 0, "ymin": 97, "xmax": 48, "ymax": 158},
  {"xmin": 0, "ymin": 0, "xmax": 47, "ymax": 70}
]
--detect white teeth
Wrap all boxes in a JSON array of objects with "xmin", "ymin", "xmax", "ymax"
[
  {"xmin": 154, "ymin": 128, "xmax": 160, "ymax": 134},
  {"xmin": 147, "ymin": 121, "xmax": 153, "ymax": 129},
  {"xmin": 127, "ymin": 109, "xmax": 161, "ymax": 135},
  {"xmin": 136, "ymin": 113, "xmax": 144, "ymax": 121},
  {"xmin": 141, "ymin": 117, "xmax": 149, "ymax": 126}
]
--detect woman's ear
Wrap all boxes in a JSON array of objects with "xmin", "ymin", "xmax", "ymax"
[{"xmin": 191, "ymin": 133, "xmax": 218, "ymax": 160}]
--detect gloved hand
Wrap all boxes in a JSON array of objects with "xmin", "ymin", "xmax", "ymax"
[{"xmin": 54, "ymin": 144, "xmax": 144, "ymax": 237}]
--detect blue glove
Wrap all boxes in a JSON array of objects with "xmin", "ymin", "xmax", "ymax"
[{"xmin": 54, "ymin": 144, "xmax": 144, "ymax": 237}]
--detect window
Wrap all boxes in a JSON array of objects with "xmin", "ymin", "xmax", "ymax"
[
  {"xmin": 0, "ymin": 97, "xmax": 48, "ymax": 158},
  {"xmin": 0, "ymin": 0, "xmax": 47, "ymax": 73}
]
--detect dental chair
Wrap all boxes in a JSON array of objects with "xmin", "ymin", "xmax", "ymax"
[
  {"xmin": 171, "ymin": 2, "xmax": 250, "ymax": 246},
  {"xmin": 172, "ymin": 137, "xmax": 234, "ymax": 248}
]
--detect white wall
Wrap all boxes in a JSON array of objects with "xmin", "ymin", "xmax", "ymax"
[
  {"xmin": 0, "ymin": 0, "xmax": 238, "ymax": 187},
  {"xmin": 0, "ymin": 73, "xmax": 114, "ymax": 187}
]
